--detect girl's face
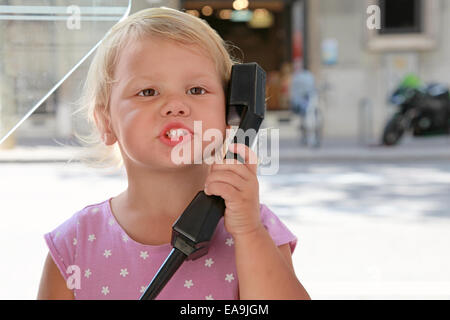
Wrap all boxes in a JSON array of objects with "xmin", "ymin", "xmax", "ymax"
[{"xmin": 105, "ymin": 36, "xmax": 227, "ymax": 169}]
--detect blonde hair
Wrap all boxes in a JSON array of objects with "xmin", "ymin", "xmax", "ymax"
[{"xmin": 72, "ymin": 7, "xmax": 241, "ymax": 170}]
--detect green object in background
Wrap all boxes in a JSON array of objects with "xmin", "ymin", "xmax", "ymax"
[{"xmin": 399, "ymin": 73, "xmax": 423, "ymax": 89}]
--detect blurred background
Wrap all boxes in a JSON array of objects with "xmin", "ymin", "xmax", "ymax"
[{"xmin": 0, "ymin": 0, "xmax": 449, "ymax": 299}]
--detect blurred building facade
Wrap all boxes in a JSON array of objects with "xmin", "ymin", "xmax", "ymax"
[
  {"xmin": 1, "ymin": 0, "xmax": 449, "ymax": 146},
  {"xmin": 310, "ymin": 0, "xmax": 449, "ymax": 143}
]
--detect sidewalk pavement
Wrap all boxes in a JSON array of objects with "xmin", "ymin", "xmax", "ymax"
[
  {"xmin": 278, "ymin": 135, "xmax": 450, "ymax": 162},
  {"xmin": 0, "ymin": 135, "xmax": 449, "ymax": 163}
]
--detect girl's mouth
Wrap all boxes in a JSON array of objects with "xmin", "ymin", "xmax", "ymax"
[{"xmin": 159, "ymin": 128, "xmax": 192, "ymax": 147}]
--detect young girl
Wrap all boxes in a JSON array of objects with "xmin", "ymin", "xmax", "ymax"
[{"xmin": 37, "ymin": 7, "xmax": 310, "ymax": 300}]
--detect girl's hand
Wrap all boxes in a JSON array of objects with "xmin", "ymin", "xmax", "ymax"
[{"xmin": 204, "ymin": 143, "xmax": 262, "ymax": 237}]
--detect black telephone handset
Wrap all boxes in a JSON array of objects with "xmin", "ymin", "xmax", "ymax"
[{"xmin": 140, "ymin": 63, "xmax": 266, "ymax": 300}]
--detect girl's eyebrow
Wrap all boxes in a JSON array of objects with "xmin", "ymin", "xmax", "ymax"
[
  {"xmin": 121, "ymin": 75, "xmax": 155, "ymax": 93},
  {"xmin": 122, "ymin": 73, "xmax": 217, "ymax": 90},
  {"xmin": 123, "ymin": 75, "xmax": 155, "ymax": 86}
]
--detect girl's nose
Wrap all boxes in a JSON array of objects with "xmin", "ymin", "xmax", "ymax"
[{"xmin": 160, "ymin": 96, "xmax": 190, "ymax": 117}]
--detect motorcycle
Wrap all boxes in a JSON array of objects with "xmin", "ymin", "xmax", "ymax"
[{"xmin": 382, "ymin": 74, "xmax": 450, "ymax": 146}]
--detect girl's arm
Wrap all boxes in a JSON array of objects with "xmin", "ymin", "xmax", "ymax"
[
  {"xmin": 37, "ymin": 253, "xmax": 74, "ymax": 300},
  {"xmin": 204, "ymin": 143, "xmax": 310, "ymax": 299},
  {"xmin": 235, "ymin": 225, "xmax": 310, "ymax": 300}
]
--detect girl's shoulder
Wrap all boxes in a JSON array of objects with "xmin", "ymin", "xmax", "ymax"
[
  {"xmin": 75, "ymin": 198, "xmax": 112, "ymax": 230},
  {"xmin": 48, "ymin": 198, "xmax": 110, "ymax": 237},
  {"xmin": 259, "ymin": 203, "xmax": 298, "ymax": 253},
  {"xmin": 43, "ymin": 198, "xmax": 111, "ymax": 281}
]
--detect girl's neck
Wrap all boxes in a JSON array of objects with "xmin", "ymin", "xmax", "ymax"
[{"xmin": 118, "ymin": 163, "xmax": 211, "ymax": 221}]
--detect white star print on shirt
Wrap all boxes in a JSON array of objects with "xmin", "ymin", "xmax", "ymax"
[
  {"xmin": 108, "ymin": 218, "xmax": 115, "ymax": 226},
  {"xmin": 73, "ymin": 238, "xmax": 77, "ymax": 246},
  {"xmin": 184, "ymin": 280, "xmax": 194, "ymax": 289},
  {"xmin": 45, "ymin": 199, "xmax": 296, "ymax": 299},
  {"xmin": 101, "ymin": 286, "xmax": 110, "ymax": 295},
  {"xmin": 204, "ymin": 258, "xmax": 214, "ymax": 267},
  {"xmin": 91, "ymin": 207, "xmax": 99, "ymax": 214},
  {"xmin": 140, "ymin": 251, "xmax": 149, "ymax": 260},
  {"xmin": 225, "ymin": 273, "xmax": 235, "ymax": 283},
  {"xmin": 205, "ymin": 294, "xmax": 214, "ymax": 300}
]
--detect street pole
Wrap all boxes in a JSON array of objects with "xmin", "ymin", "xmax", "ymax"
[{"xmin": 0, "ymin": 23, "xmax": 17, "ymax": 150}]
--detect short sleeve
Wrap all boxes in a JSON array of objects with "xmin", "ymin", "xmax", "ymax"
[
  {"xmin": 44, "ymin": 212, "xmax": 79, "ymax": 281},
  {"xmin": 259, "ymin": 204, "xmax": 298, "ymax": 254}
]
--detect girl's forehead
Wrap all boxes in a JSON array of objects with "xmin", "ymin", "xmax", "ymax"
[
  {"xmin": 111, "ymin": 36, "xmax": 222, "ymax": 87},
  {"xmin": 123, "ymin": 36, "xmax": 211, "ymax": 60},
  {"xmin": 115, "ymin": 36, "xmax": 218, "ymax": 76}
]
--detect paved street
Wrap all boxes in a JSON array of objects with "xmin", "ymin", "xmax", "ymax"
[
  {"xmin": 1, "ymin": 159, "xmax": 449, "ymax": 299},
  {"xmin": 270, "ymin": 160, "xmax": 450, "ymax": 299}
]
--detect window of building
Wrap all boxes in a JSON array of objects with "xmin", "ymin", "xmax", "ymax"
[
  {"xmin": 378, "ymin": 0, "xmax": 422, "ymax": 34},
  {"xmin": 366, "ymin": 0, "xmax": 438, "ymax": 51}
]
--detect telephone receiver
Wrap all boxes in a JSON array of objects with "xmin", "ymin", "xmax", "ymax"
[{"xmin": 140, "ymin": 62, "xmax": 266, "ymax": 300}]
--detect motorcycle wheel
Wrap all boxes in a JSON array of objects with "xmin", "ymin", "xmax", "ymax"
[{"xmin": 382, "ymin": 115, "xmax": 405, "ymax": 146}]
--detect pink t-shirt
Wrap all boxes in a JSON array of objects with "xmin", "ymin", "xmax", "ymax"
[{"xmin": 44, "ymin": 198, "xmax": 297, "ymax": 300}]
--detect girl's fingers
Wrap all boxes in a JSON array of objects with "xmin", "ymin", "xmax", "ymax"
[
  {"xmin": 205, "ymin": 170, "xmax": 247, "ymax": 193},
  {"xmin": 227, "ymin": 143, "xmax": 258, "ymax": 174},
  {"xmin": 204, "ymin": 180, "xmax": 240, "ymax": 201},
  {"xmin": 210, "ymin": 161, "xmax": 250, "ymax": 182},
  {"xmin": 211, "ymin": 143, "xmax": 258, "ymax": 179}
]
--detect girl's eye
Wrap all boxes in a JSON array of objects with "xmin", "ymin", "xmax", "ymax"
[
  {"xmin": 188, "ymin": 87, "xmax": 206, "ymax": 95},
  {"xmin": 138, "ymin": 88, "xmax": 157, "ymax": 97}
]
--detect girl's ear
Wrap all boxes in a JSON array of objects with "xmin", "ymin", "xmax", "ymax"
[{"xmin": 93, "ymin": 106, "xmax": 117, "ymax": 146}]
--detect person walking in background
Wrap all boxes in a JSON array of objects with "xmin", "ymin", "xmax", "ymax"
[{"xmin": 289, "ymin": 60, "xmax": 317, "ymax": 146}]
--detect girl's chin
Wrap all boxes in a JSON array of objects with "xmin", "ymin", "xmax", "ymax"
[{"xmin": 126, "ymin": 140, "xmax": 224, "ymax": 167}]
